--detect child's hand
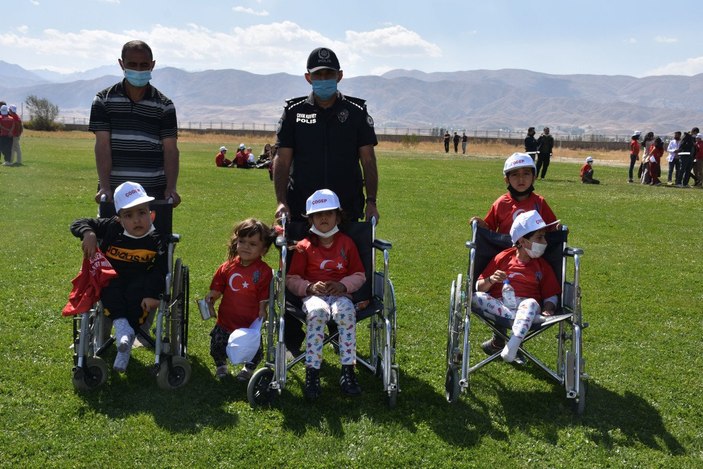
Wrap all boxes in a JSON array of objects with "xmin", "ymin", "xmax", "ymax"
[
  {"xmin": 306, "ymin": 281, "xmax": 327, "ymax": 296},
  {"xmin": 81, "ymin": 231, "xmax": 98, "ymax": 258},
  {"xmin": 323, "ymin": 281, "xmax": 347, "ymax": 296},
  {"xmin": 469, "ymin": 217, "xmax": 488, "ymax": 229},
  {"xmin": 489, "ymin": 270, "xmax": 507, "ymax": 284},
  {"xmin": 141, "ymin": 297, "xmax": 160, "ymax": 313},
  {"xmin": 205, "ymin": 290, "xmax": 221, "ymax": 304}
]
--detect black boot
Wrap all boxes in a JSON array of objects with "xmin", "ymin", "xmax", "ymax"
[
  {"xmin": 304, "ymin": 367, "xmax": 321, "ymax": 400},
  {"xmin": 340, "ymin": 365, "xmax": 361, "ymax": 396}
]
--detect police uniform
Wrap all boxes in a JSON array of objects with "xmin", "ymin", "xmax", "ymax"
[{"xmin": 276, "ymin": 91, "xmax": 378, "ymax": 221}]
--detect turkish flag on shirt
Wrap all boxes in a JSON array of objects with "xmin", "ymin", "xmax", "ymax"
[{"xmin": 62, "ymin": 251, "xmax": 118, "ymax": 316}]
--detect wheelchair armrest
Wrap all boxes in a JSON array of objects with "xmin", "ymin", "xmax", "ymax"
[
  {"xmin": 170, "ymin": 233, "xmax": 181, "ymax": 243},
  {"xmin": 373, "ymin": 238, "xmax": 392, "ymax": 251},
  {"xmin": 564, "ymin": 247, "xmax": 583, "ymax": 256}
]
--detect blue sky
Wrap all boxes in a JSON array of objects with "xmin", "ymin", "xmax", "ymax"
[{"xmin": 3, "ymin": 0, "xmax": 702, "ymax": 77}]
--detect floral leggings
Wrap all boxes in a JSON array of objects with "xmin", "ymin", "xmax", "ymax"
[
  {"xmin": 303, "ymin": 295, "xmax": 356, "ymax": 369},
  {"xmin": 471, "ymin": 292, "xmax": 540, "ymax": 340}
]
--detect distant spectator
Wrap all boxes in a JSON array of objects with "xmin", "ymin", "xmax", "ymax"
[
  {"xmin": 215, "ymin": 146, "xmax": 231, "ymax": 167},
  {"xmin": 0, "ymin": 105, "xmax": 15, "ymax": 166},
  {"xmin": 675, "ymin": 127, "xmax": 698, "ymax": 188},
  {"xmin": 666, "ymin": 131, "xmax": 681, "ymax": 184},
  {"xmin": 693, "ymin": 134, "xmax": 703, "ymax": 187},
  {"xmin": 8, "ymin": 105, "xmax": 22, "ymax": 166},
  {"xmin": 443, "ymin": 131, "xmax": 450, "ymax": 153},
  {"xmin": 453, "ymin": 132, "xmax": 460, "ymax": 153},
  {"xmin": 535, "ymin": 127, "xmax": 554, "ymax": 179},
  {"xmin": 461, "ymin": 132, "xmax": 468, "ymax": 154},
  {"xmin": 648, "ymin": 137, "xmax": 664, "ymax": 186},
  {"xmin": 580, "ymin": 156, "xmax": 600, "ymax": 184},
  {"xmin": 235, "ymin": 143, "xmax": 248, "ymax": 168},
  {"xmin": 628, "ymin": 131, "xmax": 641, "ymax": 183},
  {"xmin": 639, "ymin": 131, "xmax": 654, "ymax": 183},
  {"xmin": 524, "ymin": 127, "xmax": 538, "ymax": 158},
  {"xmin": 246, "ymin": 147, "xmax": 256, "ymax": 167}
]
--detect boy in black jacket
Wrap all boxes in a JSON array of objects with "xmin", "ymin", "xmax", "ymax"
[{"xmin": 71, "ymin": 181, "xmax": 166, "ymax": 372}]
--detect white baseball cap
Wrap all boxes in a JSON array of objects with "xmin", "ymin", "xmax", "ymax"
[
  {"xmin": 510, "ymin": 210, "xmax": 560, "ymax": 243},
  {"xmin": 503, "ymin": 152, "xmax": 536, "ymax": 175},
  {"xmin": 305, "ymin": 189, "xmax": 341, "ymax": 215},
  {"xmin": 586, "ymin": 156, "xmax": 594, "ymax": 163},
  {"xmin": 0, "ymin": 105, "xmax": 7, "ymax": 115},
  {"xmin": 696, "ymin": 134, "xmax": 703, "ymax": 140},
  {"xmin": 113, "ymin": 181, "xmax": 155, "ymax": 213},
  {"xmin": 9, "ymin": 104, "xmax": 17, "ymax": 113},
  {"xmin": 239, "ymin": 143, "xmax": 246, "ymax": 150},
  {"xmin": 220, "ymin": 146, "xmax": 227, "ymax": 151}
]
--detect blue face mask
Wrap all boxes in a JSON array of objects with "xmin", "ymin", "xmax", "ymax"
[
  {"xmin": 124, "ymin": 69, "xmax": 152, "ymax": 88},
  {"xmin": 311, "ymin": 79, "xmax": 337, "ymax": 100}
]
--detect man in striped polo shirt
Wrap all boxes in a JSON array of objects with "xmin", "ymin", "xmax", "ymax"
[{"xmin": 89, "ymin": 40, "xmax": 181, "ymax": 207}]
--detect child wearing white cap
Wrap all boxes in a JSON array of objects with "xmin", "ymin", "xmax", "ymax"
[
  {"xmin": 286, "ymin": 189, "xmax": 366, "ymax": 399},
  {"xmin": 471, "ymin": 210, "xmax": 561, "ymax": 363},
  {"xmin": 580, "ymin": 156, "xmax": 600, "ymax": 184},
  {"xmin": 70, "ymin": 181, "xmax": 166, "ymax": 373},
  {"xmin": 469, "ymin": 152, "xmax": 560, "ymax": 358},
  {"xmin": 215, "ymin": 146, "xmax": 231, "ymax": 167}
]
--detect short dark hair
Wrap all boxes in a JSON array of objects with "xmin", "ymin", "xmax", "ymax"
[
  {"xmin": 692, "ymin": 127, "xmax": 700, "ymax": 133},
  {"xmin": 121, "ymin": 40, "xmax": 153, "ymax": 60}
]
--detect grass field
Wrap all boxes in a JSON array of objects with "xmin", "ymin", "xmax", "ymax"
[{"xmin": 0, "ymin": 131, "xmax": 701, "ymax": 467}]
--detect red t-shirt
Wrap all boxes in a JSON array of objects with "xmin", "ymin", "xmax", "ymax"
[
  {"xmin": 235, "ymin": 151, "xmax": 248, "ymax": 168},
  {"xmin": 288, "ymin": 233, "xmax": 364, "ymax": 284},
  {"xmin": 580, "ymin": 163, "xmax": 592, "ymax": 179},
  {"xmin": 215, "ymin": 152, "xmax": 231, "ymax": 167},
  {"xmin": 483, "ymin": 192, "xmax": 557, "ymax": 234},
  {"xmin": 630, "ymin": 140, "xmax": 640, "ymax": 156},
  {"xmin": 479, "ymin": 247, "xmax": 560, "ymax": 303},
  {"xmin": 649, "ymin": 145, "xmax": 663, "ymax": 164},
  {"xmin": 210, "ymin": 257, "xmax": 272, "ymax": 332}
]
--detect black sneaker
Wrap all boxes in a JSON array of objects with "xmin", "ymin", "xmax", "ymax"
[
  {"xmin": 481, "ymin": 338, "xmax": 504, "ymax": 356},
  {"xmin": 339, "ymin": 365, "xmax": 362, "ymax": 396},
  {"xmin": 304, "ymin": 367, "xmax": 321, "ymax": 400}
]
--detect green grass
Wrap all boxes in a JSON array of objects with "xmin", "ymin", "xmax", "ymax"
[{"xmin": 1, "ymin": 134, "xmax": 701, "ymax": 467}]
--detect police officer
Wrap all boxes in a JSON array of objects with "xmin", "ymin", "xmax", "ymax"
[
  {"xmin": 273, "ymin": 47, "xmax": 380, "ymax": 355},
  {"xmin": 274, "ymin": 47, "xmax": 380, "ymax": 224}
]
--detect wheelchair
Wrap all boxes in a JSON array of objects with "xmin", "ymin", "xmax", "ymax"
[
  {"xmin": 71, "ymin": 199, "xmax": 191, "ymax": 391},
  {"xmin": 247, "ymin": 216, "xmax": 399, "ymax": 407},
  {"xmin": 445, "ymin": 221, "xmax": 588, "ymax": 414}
]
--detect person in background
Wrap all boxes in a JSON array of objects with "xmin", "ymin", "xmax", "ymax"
[
  {"xmin": 535, "ymin": 127, "xmax": 554, "ymax": 179},
  {"xmin": 648, "ymin": 137, "xmax": 664, "ymax": 186},
  {"xmin": 693, "ymin": 133, "xmax": 703, "ymax": 187},
  {"xmin": 235, "ymin": 143, "xmax": 248, "ymax": 168},
  {"xmin": 0, "ymin": 105, "xmax": 16, "ymax": 166},
  {"xmin": 215, "ymin": 146, "xmax": 231, "ymax": 167},
  {"xmin": 524, "ymin": 127, "xmax": 539, "ymax": 159},
  {"xmin": 443, "ymin": 130, "xmax": 451, "ymax": 153},
  {"xmin": 640, "ymin": 131, "xmax": 655, "ymax": 184},
  {"xmin": 628, "ymin": 131, "xmax": 641, "ymax": 183},
  {"xmin": 453, "ymin": 131, "xmax": 460, "ymax": 153},
  {"xmin": 580, "ymin": 156, "xmax": 600, "ymax": 184},
  {"xmin": 8, "ymin": 105, "xmax": 22, "ymax": 166},
  {"xmin": 666, "ymin": 131, "xmax": 681, "ymax": 184},
  {"xmin": 675, "ymin": 127, "xmax": 698, "ymax": 188},
  {"xmin": 461, "ymin": 132, "xmax": 468, "ymax": 155}
]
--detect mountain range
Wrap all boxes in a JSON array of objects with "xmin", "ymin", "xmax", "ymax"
[{"xmin": 2, "ymin": 60, "xmax": 702, "ymax": 135}]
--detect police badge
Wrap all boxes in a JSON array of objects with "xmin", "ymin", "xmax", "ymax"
[{"xmin": 338, "ymin": 109, "xmax": 349, "ymax": 123}]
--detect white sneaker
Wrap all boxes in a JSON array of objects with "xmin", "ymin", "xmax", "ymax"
[{"xmin": 117, "ymin": 333, "xmax": 135, "ymax": 353}]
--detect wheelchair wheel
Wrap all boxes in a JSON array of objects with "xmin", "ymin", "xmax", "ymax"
[
  {"xmin": 247, "ymin": 367, "xmax": 275, "ymax": 407},
  {"xmin": 387, "ymin": 368, "xmax": 398, "ymax": 408},
  {"xmin": 168, "ymin": 259, "xmax": 189, "ymax": 358},
  {"xmin": 445, "ymin": 364, "xmax": 461, "ymax": 404},
  {"xmin": 72, "ymin": 356, "xmax": 108, "ymax": 391},
  {"xmin": 446, "ymin": 274, "xmax": 463, "ymax": 367},
  {"xmin": 571, "ymin": 379, "xmax": 587, "ymax": 416},
  {"xmin": 156, "ymin": 356, "xmax": 191, "ymax": 390}
]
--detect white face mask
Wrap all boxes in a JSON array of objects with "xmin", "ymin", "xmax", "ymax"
[
  {"xmin": 309, "ymin": 225, "xmax": 339, "ymax": 239},
  {"xmin": 525, "ymin": 241, "xmax": 547, "ymax": 258}
]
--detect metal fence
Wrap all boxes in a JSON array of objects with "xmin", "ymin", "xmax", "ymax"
[{"xmin": 55, "ymin": 116, "xmax": 636, "ymax": 143}]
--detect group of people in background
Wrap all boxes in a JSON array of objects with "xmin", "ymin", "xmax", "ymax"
[
  {"xmin": 215, "ymin": 142, "xmax": 276, "ymax": 175},
  {"xmin": 0, "ymin": 101, "xmax": 23, "ymax": 166},
  {"xmin": 443, "ymin": 130, "xmax": 468, "ymax": 154},
  {"xmin": 632, "ymin": 128, "xmax": 701, "ymax": 187}
]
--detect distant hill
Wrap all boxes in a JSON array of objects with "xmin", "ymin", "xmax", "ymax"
[{"xmin": 1, "ymin": 63, "xmax": 702, "ymax": 135}]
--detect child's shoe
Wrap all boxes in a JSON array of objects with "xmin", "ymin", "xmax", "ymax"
[
  {"xmin": 113, "ymin": 351, "xmax": 130, "ymax": 373},
  {"xmin": 113, "ymin": 318, "xmax": 135, "ymax": 353},
  {"xmin": 215, "ymin": 365, "xmax": 229, "ymax": 379},
  {"xmin": 304, "ymin": 367, "xmax": 321, "ymax": 400},
  {"xmin": 236, "ymin": 366, "xmax": 254, "ymax": 382},
  {"xmin": 339, "ymin": 365, "xmax": 361, "ymax": 396}
]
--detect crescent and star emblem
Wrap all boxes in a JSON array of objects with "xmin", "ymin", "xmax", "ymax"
[{"xmin": 228, "ymin": 273, "xmax": 250, "ymax": 291}]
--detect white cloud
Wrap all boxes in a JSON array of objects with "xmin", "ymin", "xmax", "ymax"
[
  {"xmin": 17, "ymin": 25, "xmax": 29, "ymax": 34},
  {"xmin": 0, "ymin": 21, "xmax": 439, "ymax": 76},
  {"xmin": 654, "ymin": 35, "xmax": 678, "ymax": 44},
  {"xmin": 625, "ymin": 37, "xmax": 637, "ymax": 44},
  {"xmin": 233, "ymin": 6, "xmax": 269, "ymax": 16},
  {"xmin": 30, "ymin": 0, "xmax": 39, "ymax": 5},
  {"xmin": 646, "ymin": 56, "xmax": 703, "ymax": 76}
]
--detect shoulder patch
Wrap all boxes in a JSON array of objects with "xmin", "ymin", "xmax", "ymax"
[{"xmin": 366, "ymin": 115, "xmax": 374, "ymax": 127}]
